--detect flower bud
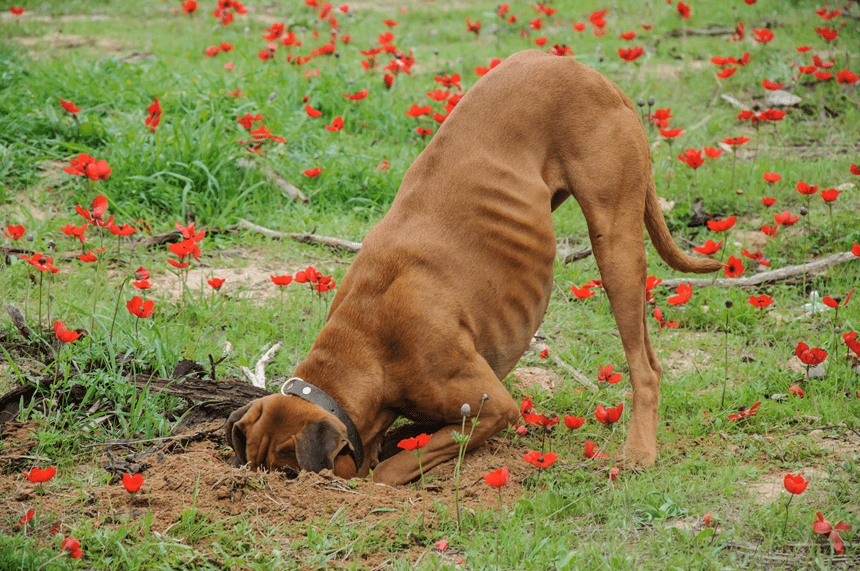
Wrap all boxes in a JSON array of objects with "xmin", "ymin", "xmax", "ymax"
[
  {"xmin": 460, "ymin": 403, "xmax": 471, "ymax": 416},
  {"xmin": 725, "ymin": 299, "xmax": 733, "ymax": 309},
  {"xmin": 647, "ymin": 95, "xmax": 655, "ymax": 106},
  {"xmin": 800, "ymin": 206, "xmax": 808, "ymax": 216},
  {"xmin": 637, "ymin": 97, "xmax": 645, "ymax": 107}
]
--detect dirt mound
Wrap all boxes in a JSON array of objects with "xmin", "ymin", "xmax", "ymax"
[{"xmin": 1, "ymin": 418, "xmax": 557, "ymax": 562}]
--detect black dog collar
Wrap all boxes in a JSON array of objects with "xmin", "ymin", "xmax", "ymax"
[{"xmin": 279, "ymin": 377, "xmax": 364, "ymax": 470}]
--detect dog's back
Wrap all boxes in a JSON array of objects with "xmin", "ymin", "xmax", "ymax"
[{"xmin": 325, "ymin": 51, "xmax": 644, "ymax": 384}]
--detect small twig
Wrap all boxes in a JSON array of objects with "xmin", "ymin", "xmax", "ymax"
[
  {"xmin": 5, "ymin": 303, "xmax": 31, "ymax": 339},
  {"xmin": 552, "ymin": 353, "xmax": 598, "ymax": 391},
  {"xmin": 79, "ymin": 432, "xmax": 200, "ymax": 449},
  {"xmin": 237, "ymin": 219, "xmax": 362, "ymax": 253},
  {"xmin": 240, "ymin": 342, "xmax": 283, "ymax": 389}
]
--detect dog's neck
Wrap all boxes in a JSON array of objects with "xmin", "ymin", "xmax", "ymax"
[{"xmin": 292, "ymin": 324, "xmax": 387, "ymax": 441}]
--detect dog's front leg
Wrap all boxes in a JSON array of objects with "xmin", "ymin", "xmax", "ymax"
[{"xmin": 371, "ymin": 370, "xmax": 519, "ymax": 486}]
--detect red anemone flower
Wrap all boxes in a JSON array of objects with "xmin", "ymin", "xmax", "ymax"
[
  {"xmin": 466, "ymin": 17, "xmax": 481, "ymax": 36},
  {"xmin": 814, "ymin": 27, "xmax": 838, "ymax": 41},
  {"xmin": 594, "ymin": 403, "xmax": 623, "ymax": 425},
  {"xmin": 208, "ymin": 278, "xmax": 225, "ymax": 289},
  {"xmin": 415, "ymin": 127, "xmax": 434, "ymax": 136},
  {"xmin": 303, "ymin": 167, "xmax": 322, "ymax": 177},
  {"xmin": 305, "ymin": 105, "xmax": 322, "ymax": 118},
  {"xmin": 724, "ymin": 256, "xmax": 745, "ymax": 278},
  {"xmin": 789, "ymin": 385, "xmax": 804, "ymax": 397},
  {"xmin": 704, "ymin": 147, "xmax": 722, "ymax": 158},
  {"xmin": 658, "ymin": 128, "xmax": 684, "ymax": 139},
  {"xmin": 774, "ymin": 211, "xmax": 798, "ymax": 226},
  {"xmin": 752, "ymin": 29, "xmax": 774, "ymax": 43},
  {"xmin": 571, "ymin": 284, "xmax": 595, "ymax": 299},
  {"xmin": 740, "ymin": 248, "xmax": 769, "ymax": 266},
  {"xmin": 523, "ymin": 451, "xmax": 558, "ymax": 468},
  {"xmin": 761, "ymin": 197, "xmax": 776, "ymax": 207},
  {"xmin": 85, "ymin": 160, "xmax": 112, "ymax": 181},
  {"xmin": 54, "ymin": 321, "xmax": 82, "ymax": 343},
  {"xmin": 716, "ymin": 67, "xmax": 737, "ymax": 79},
  {"xmin": 3, "ymin": 224, "xmax": 25, "ymax": 240},
  {"xmin": 693, "ymin": 239, "xmax": 723, "ymax": 255},
  {"xmin": 727, "ymin": 401, "xmax": 760, "ymax": 420},
  {"xmin": 763, "ymin": 172, "xmax": 781, "ymax": 184},
  {"xmin": 398, "ymin": 434, "xmax": 432, "ymax": 451},
  {"xmin": 707, "ymin": 216, "xmax": 737, "ymax": 232},
  {"xmin": 761, "ymin": 79, "xmax": 783, "ymax": 90},
  {"xmin": 722, "ymin": 137, "xmax": 750, "ymax": 146},
  {"xmin": 483, "ymin": 467, "xmax": 510, "ymax": 488},
  {"xmin": 748, "ymin": 294, "xmax": 773, "ymax": 308},
  {"xmin": 676, "ymin": 2, "xmax": 690, "ymax": 19},
  {"xmin": 645, "ymin": 275, "xmax": 662, "ymax": 304},
  {"xmin": 783, "ymin": 474, "xmax": 808, "ymax": 495},
  {"xmin": 796, "ymin": 180, "xmax": 818, "ymax": 196},
  {"xmin": 822, "ymin": 290, "xmax": 852, "ymax": 308},
  {"xmin": 667, "ymin": 283, "xmax": 693, "ymax": 305},
  {"xmin": 122, "ymin": 473, "xmax": 144, "ymax": 493},
  {"xmin": 844, "ymin": 332, "xmax": 860, "ymax": 358},
  {"xmin": 19, "ymin": 509, "xmax": 35, "ymax": 525},
  {"xmin": 343, "ymin": 89, "xmax": 368, "ymax": 101},
  {"xmin": 618, "ymin": 46, "xmax": 645, "ymax": 62},
  {"xmin": 60, "ymin": 537, "xmax": 83, "ymax": 559},
  {"xmin": 271, "ymin": 275, "xmax": 293, "ymax": 287},
  {"xmin": 677, "ymin": 148, "xmax": 704, "ymax": 169},
  {"xmin": 563, "ymin": 415, "xmax": 585, "ymax": 429},
  {"xmin": 405, "ymin": 104, "xmax": 432, "ymax": 118},
  {"xmin": 761, "ymin": 224, "xmax": 779, "ymax": 237},
  {"xmin": 145, "ymin": 97, "xmax": 161, "ymax": 133},
  {"xmin": 795, "ymin": 342, "xmax": 827, "ymax": 366},
  {"xmin": 820, "ymin": 188, "xmax": 840, "ymax": 202},
  {"xmin": 60, "ymin": 99, "xmax": 81, "ymax": 114},
  {"xmin": 23, "ymin": 467, "xmax": 57, "ymax": 483},
  {"xmin": 813, "ymin": 512, "xmax": 850, "ymax": 555},
  {"xmin": 597, "ymin": 364, "xmax": 622, "ymax": 384},
  {"xmin": 325, "ymin": 116, "xmax": 344, "ymax": 132},
  {"xmin": 584, "ymin": 439, "xmax": 609, "ymax": 459},
  {"xmin": 126, "ymin": 296, "xmax": 156, "ymax": 319}
]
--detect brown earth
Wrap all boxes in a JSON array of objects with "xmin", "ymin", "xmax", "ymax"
[{"xmin": 0, "ymin": 416, "xmax": 587, "ymax": 567}]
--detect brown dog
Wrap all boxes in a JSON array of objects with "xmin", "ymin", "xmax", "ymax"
[{"xmin": 225, "ymin": 49, "xmax": 721, "ymax": 486}]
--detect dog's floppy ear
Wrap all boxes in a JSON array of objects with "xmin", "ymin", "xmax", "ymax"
[
  {"xmin": 293, "ymin": 420, "xmax": 353, "ymax": 474},
  {"xmin": 225, "ymin": 402, "xmax": 257, "ymax": 467}
]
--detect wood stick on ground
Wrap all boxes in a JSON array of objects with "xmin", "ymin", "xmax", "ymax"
[
  {"xmin": 5, "ymin": 303, "xmax": 31, "ymax": 339},
  {"xmin": 659, "ymin": 251, "xmax": 857, "ymax": 290},
  {"xmin": 235, "ymin": 158, "xmax": 310, "ymax": 205},
  {"xmin": 237, "ymin": 218, "xmax": 362, "ymax": 253},
  {"xmin": 667, "ymin": 27, "xmax": 735, "ymax": 37},
  {"xmin": 240, "ymin": 341, "xmax": 283, "ymax": 389}
]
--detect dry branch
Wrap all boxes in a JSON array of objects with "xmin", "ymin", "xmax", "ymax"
[
  {"xmin": 5, "ymin": 303, "xmax": 31, "ymax": 339},
  {"xmin": 659, "ymin": 251, "xmax": 857, "ymax": 289},
  {"xmin": 237, "ymin": 218, "xmax": 362, "ymax": 253},
  {"xmin": 235, "ymin": 158, "xmax": 309, "ymax": 205},
  {"xmin": 667, "ymin": 27, "xmax": 734, "ymax": 37}
]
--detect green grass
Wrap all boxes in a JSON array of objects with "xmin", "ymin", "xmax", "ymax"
[{"xmin": 1, "ymin": 0, "xmax": 859, "ymax": 569}]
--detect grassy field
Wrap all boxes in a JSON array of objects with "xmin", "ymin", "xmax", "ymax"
[{"xmin": 1, "ymin": 0, "xmax": 859, "ymax": 569}]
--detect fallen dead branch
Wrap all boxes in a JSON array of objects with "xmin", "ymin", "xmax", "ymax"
[
  {"xmin": 666, "ymin": 27, "xmax": 735, "ymax": 37},
  {"xmin": 659, "ymin": 251, "xmax": 857, "ymax": 289},
  {"xmin": 237, "ymin": 218, "xmax": 362, "ymax": 253},
  {"xmin": 235, "ymin": 158, "xmax": 309, "ymax": 205},
  {"xmin": 240, "ymin": 342, "xmax": 282, "ymax": 389}
]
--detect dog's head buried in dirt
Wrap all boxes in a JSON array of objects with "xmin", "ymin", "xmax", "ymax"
[
  {"xmin": 226, "ymin": 390, "xmax": 359, "ymax": 480},
  {"xmin": 225, "ymin": 50, "xmax": 722, "ymax": 486}
]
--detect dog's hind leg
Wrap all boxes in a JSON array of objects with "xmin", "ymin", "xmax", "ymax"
[{"xmin": 571, "ymin": 131, "xmax": 663, "ymax": 466}]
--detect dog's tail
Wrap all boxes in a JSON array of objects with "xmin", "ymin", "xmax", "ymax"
[{"xmin": 644, "ymin": 175, "xmax": 723, "ymax": 275}]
